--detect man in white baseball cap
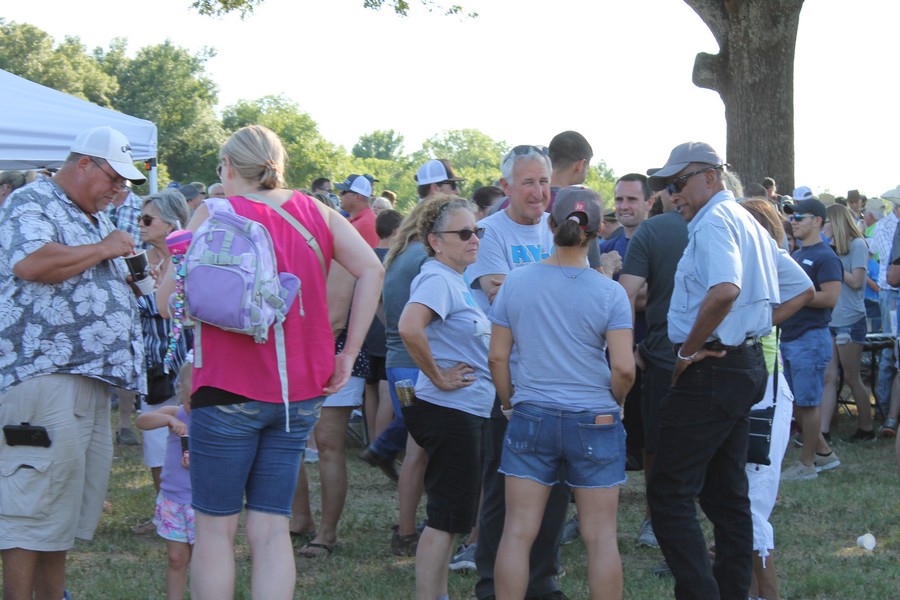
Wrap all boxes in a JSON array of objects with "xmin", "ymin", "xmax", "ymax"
[{"xmin": 0, "ymin": 125, "xmax": 146, "ymax": 599}]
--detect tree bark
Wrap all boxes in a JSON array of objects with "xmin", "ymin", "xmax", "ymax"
[{"xmin": 686, "ymin": 0, "xmax": 804, "ymax": 194}]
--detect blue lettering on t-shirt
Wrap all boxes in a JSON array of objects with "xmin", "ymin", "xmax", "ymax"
[
  {"xmin": 511, "ymin": 244, "xmax": 550, "ymax": 264},
  {"xmin": 463, "ymin": 290, "xmax": 478, "ymax": 308}
]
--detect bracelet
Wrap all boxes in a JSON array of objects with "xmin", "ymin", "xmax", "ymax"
[
  {"xmin": 677, "ymin": 347, "xmax": 699, "ymax": 362},
  {"xmin": 501, "ymin": 407, "xmax": 513, "ymax": 419}
]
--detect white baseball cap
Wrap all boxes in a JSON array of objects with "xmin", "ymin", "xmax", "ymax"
[
  {"xmin": 415, "ymin": 159, "xmax": 465, "ymax": 186},
  {"xmin": 71, "ymin": 126, "xmax": 147, "ymax": 184}
]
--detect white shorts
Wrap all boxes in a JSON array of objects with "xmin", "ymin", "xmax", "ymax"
[
  {"xmin": 746, "ymin": 370, "xmax": 793, "ymax": 559},
  {"xmin": 322, "ymin": 376, "xmax": 364, "ymax": 408},
  {"xmin": 140, "ymin": 395, "xmax": 179, "ymax": 468}
]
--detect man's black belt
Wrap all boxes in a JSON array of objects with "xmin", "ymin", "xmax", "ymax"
[{"xmin": 674, "ymin": 336, "xmax": 760, "ymax": 354}]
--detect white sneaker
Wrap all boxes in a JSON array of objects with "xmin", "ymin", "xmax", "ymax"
[
  {"xmin": 814, "ymin": 451, "xmax": 840, "ymax": 473},
  {"xmin": 449, "ymin": 543, "xmax": 476, "ymax": 571},
  {"xmin": 781, "ymin": 461, "xmax": 817, "ymax": 481},
  {"xmin": 636, "ymin": 517, "xmax": 659, "ymax": 548}
]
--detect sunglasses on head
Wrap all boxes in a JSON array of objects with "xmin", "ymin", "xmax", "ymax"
[
  {"xmin": 433, "ymin": 227, "xmax": 486, "ymax": 241},
  {"xmin": 509, "ymin": 144, "xmax": 550, "ymax": 158},
  {"xmin": 665, "ymin": 165, "xmax": 724, "ymax": 195}
]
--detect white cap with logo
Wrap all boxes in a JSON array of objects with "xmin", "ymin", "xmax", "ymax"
[{"xmin": 71, "ymin": 126, "xmax": 147, "ymax": 184}]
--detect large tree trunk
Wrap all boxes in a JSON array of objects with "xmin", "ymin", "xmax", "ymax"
[{"xmin": 686, "ymin": 0, "xmax": 804, "ymax": 194}]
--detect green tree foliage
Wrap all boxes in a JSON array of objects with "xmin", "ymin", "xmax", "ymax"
[
  {"xmin": 584, "ymin": 159, "xmax": 617, "ymax": 205},
  {"xmin": 222, "ymin": 96, "xmax": 343, "ymax": 190},
  {"xmin": 100, "ymin": 40, "xmax": 225, "ymax": 184},
  {"xmin": 353, "ymin": 130, "xmax": 406, "ymax": 161},
  {"xmin": 0, "ymin": 20, "xmax": 118, "ymax": 106},
  {"xmin": 412, "ymin": 128, "xmax": 508, "ymax": 193},
  {"xmin": 190, "ymin": 0, "xmax": 475, "ymax": 18}
]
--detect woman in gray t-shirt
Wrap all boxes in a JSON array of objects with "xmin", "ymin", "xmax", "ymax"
[
  {"xmin": 488, "ymin": 186, "xmax": 635, "ymax": 599},
  {"xmin": 398, "ymin": 195, "xmax": 494, "ymax": 600},
  {"xmin": 821, "ymin": 204, "xmax": 874, "ymax": 439}
]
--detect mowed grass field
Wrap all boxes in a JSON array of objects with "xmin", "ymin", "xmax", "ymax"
[{"xmin": 5, "ymin": 406, "xmax": 899, "ymax": 599}]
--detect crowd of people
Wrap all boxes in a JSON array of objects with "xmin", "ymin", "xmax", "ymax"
[{"xmin": 1, "ymin": 124, "xmax": 899, "ymax": 600}]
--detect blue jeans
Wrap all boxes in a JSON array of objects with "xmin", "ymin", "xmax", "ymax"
[
  {"xmin": 500, "ymin": 403, "xmax": 625, "ymax": 488},
  {"xmin": 877, "ymin": 289, "xmax": 898, "ymax": 411},
  {"xmin": 780, "ymin": 327, "xmax": 832, "ymax": 407},
  {"xmin": 368, "ymin": 367, "xmax": 419, "ymax": 459},
  {"xmin": 190, "ymin": 397, "xmax": 323, "ymax": 516},
  {"xmin": 647, "ymin": 343, "xmax": 766, "ymax": 600}
]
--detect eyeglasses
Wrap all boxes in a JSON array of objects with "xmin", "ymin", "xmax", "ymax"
[
  {"xmin": 665, "ymin": 166, "xmax": 721, "ymax": 195},
  {"xmin": 432, "ymin": 227, "xmax": 485, "ymax": 241},
  {"xmin": 139, "ymin": 214, "xmax": 159, "ymax": 226},
  {"xmin": 439, "ymin": 181, "xmax": 459, "ymax": 191},
  {"xmin": 89, "ymin": 157, "xmax": 128, "ymax": 191}
]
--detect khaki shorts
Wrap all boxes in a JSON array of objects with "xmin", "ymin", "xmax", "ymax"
[{"xmin": 0, "ymin": 374, "xmax": 112, "ymax": 551}]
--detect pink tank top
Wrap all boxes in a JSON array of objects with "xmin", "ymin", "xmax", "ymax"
[{"xmin": 192, "ymin": 191, "xmax": 334, "ymax": 402}]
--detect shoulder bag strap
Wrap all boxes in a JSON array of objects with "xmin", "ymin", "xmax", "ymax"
[{"xmin": 244, "ymin": 193, "xmax": 327, "ymax": 277}]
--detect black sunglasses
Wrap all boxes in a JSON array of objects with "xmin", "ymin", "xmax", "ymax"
[
  {"xmin": 665, "ymin": 166, "xmax": 722, "ymax": 195},
  {"xmin": 433, "ymin": 227, "xmax": 485, "ymax": 241},
  {"xmin": 439, "ymin": 181, "xmax": 460, "ymax": 191},
  {"xmin": 139, "ymin": 214, "xmax": 159, "ymax": 226},
  {"xmin": 509, "ymin": 145, "xmax": 550, "ymax": 158}
]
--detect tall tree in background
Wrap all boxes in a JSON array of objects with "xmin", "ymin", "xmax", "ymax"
[
  {"xmin": 353, "ymin": 130, "xmax": 406, "ymax": 161},
  {"xmin": 687, "ymin": 0, "xmax": 803, "ymax": 192},
  {"xmin": 222, "ymin": 95, "xmax": 342, "ymax": 190},
  {"xmin": 413, "ymin": 128, "xmax": 507, "ymax": 192}
]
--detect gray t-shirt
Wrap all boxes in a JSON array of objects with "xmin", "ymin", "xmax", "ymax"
[
  {"xmin": 407, "ymin": 259, "xmax": 495, "ymax": 417},
  {"xmin": 384, "ymin": 241, "xmax": 428, "ymax": 369},
  {"xmin": 620, "ymin": 211, "xmax": 689, "ymax": 370},
  {"xmin": 831, "ymin": 236, "xmax": 868, "ymax": 327},
  {"xmin": 490, "ymin": 263, "xmax": 632, "ymax": 413},
  {"xmin": 466, "ymin": 210, "xmax": 554, "ymax": 313}
]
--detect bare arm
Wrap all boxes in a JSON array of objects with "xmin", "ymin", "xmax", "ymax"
[
  {"xmin": 843, "ymin": 266, "xmax": 866, "ymax": 291},
  {"xmin": 326, "ymin": 261, "xmax": 356, "ymax": 336},
  {"xmin": 13, "ymin": 231, "xmax": 135, "ymax": 284},
  {"xmin": 671, "ymin": 282, "xmax": 740, "ymax": 384},
  {"xmin": 607, "ymin": 328, "xmax": 636, "ymax": 404},
  {"xmin": 772, "ymin": 285, "xmax": 815, "ymax": 326},
  {"xmin": 478, "ymin": 274, "xmax": 506, "ymax": 305},
  {"xmin": 399, "ymin": 302, "xmax": 474, "ymax": 392},
  {"xmin": 807, "ymin": 280, "xmax": 841, "ymax": 309},
  {"xmin": 135, "ymin": 405, "xmax": 186, "ymax": 436},
  {"xmin": 488, "ymin": 324, "xmax": 515, "ymax": 409},
  {"xmin": 324, "ymin": 210, "xmax": 384, "ymax": 394},
  {"xmin": 157, "ymin": 203, "xmax": 211, "ymax": 318}
]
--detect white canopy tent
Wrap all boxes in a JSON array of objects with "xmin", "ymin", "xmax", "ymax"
[{"xmin": 0, "ymin": 69, "xmax": 159, "ymax": 192}]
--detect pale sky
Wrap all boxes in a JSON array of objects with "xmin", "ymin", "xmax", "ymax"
[{"xmin": 6, "ymin": 0, "xmax": 899, "ymax": 197}]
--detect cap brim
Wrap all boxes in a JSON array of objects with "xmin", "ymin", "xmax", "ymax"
[
  {"xmin": 109, "ymin": 160, "xmax": 146, "ymax": 185},
  {"xmin": 647, "ymin": 162, "xmax": 689, "ymax": 191}
]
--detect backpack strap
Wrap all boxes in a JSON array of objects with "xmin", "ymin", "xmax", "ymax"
[{"xmin": 243, "ymin": 193, "xmax": 327, "ymax": 277}]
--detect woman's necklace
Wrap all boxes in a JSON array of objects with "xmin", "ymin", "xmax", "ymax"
[{"xmin": 555, "ymin": 252, "xmax": 588, "ymax": 279}]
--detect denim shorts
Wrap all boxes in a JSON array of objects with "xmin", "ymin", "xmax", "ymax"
[
  {"xmin": 190, "ymin": 396, "xmax": 323, "ymax": 517},
  {"xmin": 499, "ymin": 403, "xmax": 626, "ymax": 489},
  {"xmin": 829, "ymin": 315, "xmax": 867, "ymax": 345},
  {"xmin": 780, "ymin": 327, "xmax": 832, "ymax": 407}
]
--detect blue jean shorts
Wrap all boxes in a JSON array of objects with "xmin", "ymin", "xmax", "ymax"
[
  {"xmin": 499, "ymin": 403, "xmax": 626, "ymax": 489},
  {"xmin": 190, "ymin": 397, "xmax": 323, "ymax": 517},
  {"xmin": 780, "ymin": 327, "xmax": 832, "ymax": 407},
  {"xmin": 829, "ymin": 315, "xmax": 867, "ymax": 345}
]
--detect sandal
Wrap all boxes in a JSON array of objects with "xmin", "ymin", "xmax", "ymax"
[
  {"xmin": 290, "ymin": 529, "xmax": 316, "ymax": 542},
  {"xmin": 297, "ymin": 541, "xmax": 334, "ymax": 558}
]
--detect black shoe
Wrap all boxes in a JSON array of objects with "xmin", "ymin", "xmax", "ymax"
[
  {"xmin": 652, "ymin": 560, "xmax": 673, "ymax": 578},
  {"xmin": 848, "ymin": 428, "xmax": 876, "ymax": 442},
  {"xmin": 358, "ymin": 447, "xmax": 399, "ymax": 482}
]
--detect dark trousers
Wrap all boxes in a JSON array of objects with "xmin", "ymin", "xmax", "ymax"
[
  {"xmin": 474, "ymin": 400, "xmax": 570, "ymax": 599},
  {"xmin": 647, "ymin": 344, "xmax": 766, "ymax": 600}
]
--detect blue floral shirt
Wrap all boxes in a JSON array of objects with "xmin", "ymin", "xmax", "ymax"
[{"xmin": 0, "ymin": 177, "xmax": 145, "ymax": 394}]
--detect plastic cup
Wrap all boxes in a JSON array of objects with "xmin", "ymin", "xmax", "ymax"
[
  {"xmin": 857, "ymin": 533, "xmax": 876, "ymax": 551},
  {"xmin": 123, "ymin": 250, "xmax": 150, "ymax": 281},
  {"xmin": 133, "ymin": 276, "xmax": 155, "ymax": 296},
  {"xmin": 395, "ymin": 379, "xmax": 416, "ymax": 408}
]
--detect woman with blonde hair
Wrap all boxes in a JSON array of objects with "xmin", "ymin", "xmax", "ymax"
[
  {"xmin": 158, "ymin": 124, "xmax": 383, "ymax": 599},
  {"xmin": 821, "ymin": 203, "xmax": 874, "ymax": 440}
]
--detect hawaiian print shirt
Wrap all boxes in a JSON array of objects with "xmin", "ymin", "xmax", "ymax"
[{"xmin": 0, "ymin": 176, "xmax": 145, "ymax": 394}]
